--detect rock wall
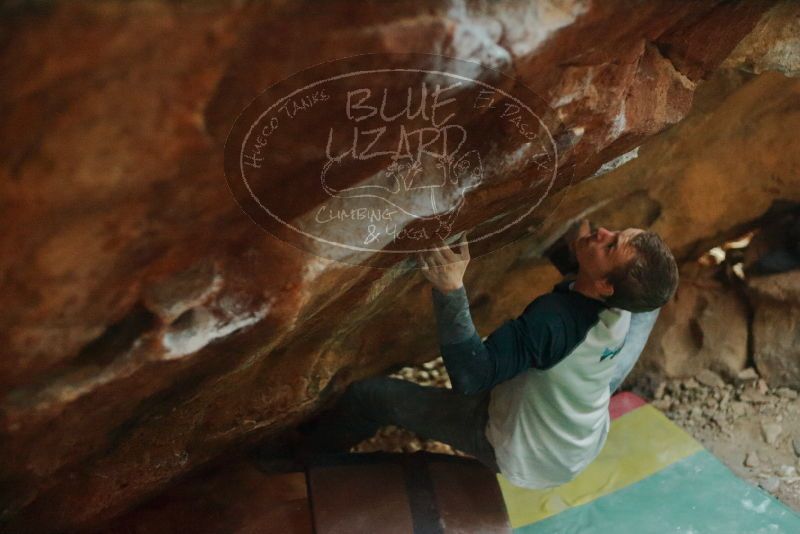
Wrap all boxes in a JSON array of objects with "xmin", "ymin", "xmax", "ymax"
[
  {"xmin": 748, "ymin": 271, "xmax": 800, "ymax": 388},
  {"xmin": 0, "ymin": 1, "xmax": 795, "ymax": 531},
  {"xmin": 529, "ymin": 64, "xmax": 800, "ymax": 388}
]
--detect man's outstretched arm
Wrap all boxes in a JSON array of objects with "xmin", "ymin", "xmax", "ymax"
[
  {"xmin": 431, "ymin": 285, "xmax": 536, "ymax": 394},
  {"xmin": 419, "ymin": 238, "xmax": 568, "ymax": 395},
  {"xmin": 608, "ymin": 308, "xmax": 660, "ymax": 392}
]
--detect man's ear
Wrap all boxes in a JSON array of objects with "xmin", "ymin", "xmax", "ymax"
[{"xmin": 596, "ymin": 277, "xmax": 615, "ymax": 298}]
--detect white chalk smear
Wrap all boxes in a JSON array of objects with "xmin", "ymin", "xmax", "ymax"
[
  {"xmin": 162, "ymin": 302, "xmax": 270, "ymax": 359},
  {"xmin": 741, "ymin": 498, "xmax": 770, "ymax": 514}
]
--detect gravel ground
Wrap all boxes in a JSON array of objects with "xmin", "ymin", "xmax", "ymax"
[
  {"xmin": 354, "ymin": 359, "xmax": 800, "ymax": 513},
  {"xmin": 352, "ymin": 358, "xmax": 466, "ymax": 458}
]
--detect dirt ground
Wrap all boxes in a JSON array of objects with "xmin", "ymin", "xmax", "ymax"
[{"xmin": 355, "ymin": 358, "xmax": 800, "ymax": 513}]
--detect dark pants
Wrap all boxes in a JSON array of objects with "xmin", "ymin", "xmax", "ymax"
[{"xmin": 305, "ymin": 376, "xmax": 500, "ymax": 473}]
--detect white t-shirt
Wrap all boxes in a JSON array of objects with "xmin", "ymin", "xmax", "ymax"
[{"xmin": 484, "ymin": 282, "xmax": 631, "ymax": 488}]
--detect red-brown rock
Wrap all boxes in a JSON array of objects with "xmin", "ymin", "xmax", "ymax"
[
  {"xmin": 747, "ymin": 271, "xmax": 800, "ymax": 388},
  {"xmin": 0, "ymin": 1, "xmax": 780, "ymax": 531}
]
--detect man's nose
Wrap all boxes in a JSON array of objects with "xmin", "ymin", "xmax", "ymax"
[{"xmin": 597, "ymin": 227, "xmax": 613, "ymax": 240}]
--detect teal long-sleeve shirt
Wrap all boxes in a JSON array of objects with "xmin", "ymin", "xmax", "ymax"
[{"xmin": 430, "ymin": 282, "xmax": 609, "ymax": 395}]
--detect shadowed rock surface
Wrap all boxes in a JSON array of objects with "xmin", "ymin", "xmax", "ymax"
[{"xmin": 1, "ymin": 1, "xmax": 799, "ymax": 531}]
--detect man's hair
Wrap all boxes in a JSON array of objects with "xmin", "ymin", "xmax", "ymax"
[{"xmin": 604, "ymin": 231, "xmax": 679, "ymax": 313}]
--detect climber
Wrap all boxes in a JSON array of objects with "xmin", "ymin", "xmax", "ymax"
[{"xmin": 304, "ymin": 220, "xmax": 678, "ymax": 489}]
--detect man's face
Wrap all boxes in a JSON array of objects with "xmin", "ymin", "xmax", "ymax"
[{"xmin": 575, "ymin": 224, "xmax": 644, "ymax": 292}]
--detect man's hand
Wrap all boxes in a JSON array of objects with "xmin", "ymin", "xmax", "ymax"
[
  {"xmin": 548, "ymin": 219, "xmax": 594, "ymax": 276},
  {"xmin": 567, "ymin": 218, "xmax": 593, "ymax": 255},
  {"xmin": 417, "ymin": 235, "xmax": 470, "ymax": 293}
]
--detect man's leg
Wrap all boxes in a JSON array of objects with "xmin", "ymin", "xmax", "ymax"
[
  {"xmin": 609, "ymin": 309, "xmax": 660, "ymax": 393},
  {"xmin": 304, "ymin": 376, "xmax": 498, "ymax": 471}
]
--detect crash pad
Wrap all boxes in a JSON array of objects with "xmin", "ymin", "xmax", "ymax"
[{"xmin": 501, "ymin": 392, "xmax": 800, "ymax": 533}]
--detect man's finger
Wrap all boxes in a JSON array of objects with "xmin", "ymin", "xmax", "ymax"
[
  {"xmin": 429, "ymin": 244, "xmax": 450, "ymax": 264},
  {"xmin": 578, "ymin": 219, "xmax": 591, "ymax": 238},
  {"xmin": 417, "ymin": 253, "xmax": 430, "ymax": 270},
  {"xmin": 433, "ymin": 239, "xmax": 457, "ymax": 263}
]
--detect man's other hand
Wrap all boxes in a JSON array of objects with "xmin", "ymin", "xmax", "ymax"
[
  {"xmin": 417, "ymin": 235, "xmax": 470, "ymax": 294},
  {"xmin": 567, "ymin": 219, "xmax": 593, "ymax": 255},
  {"xmin": 547, "ymin": 219, "xmax": 593, "ymax": 276}
]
